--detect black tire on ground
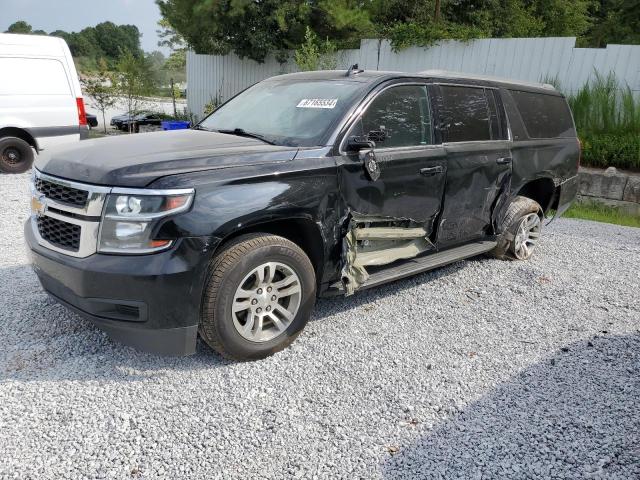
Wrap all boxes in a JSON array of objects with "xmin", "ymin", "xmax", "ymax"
[
  {"xmin": 199, "ymin": 233, "xmax": 316, "ymax": 361},
  {"xmin": 490, "ymin": 195, "xmax": 543, "ymax": 260},
  {"xmin": 0, "ymin": 137, "xmax": 35, "ymax": 174}
]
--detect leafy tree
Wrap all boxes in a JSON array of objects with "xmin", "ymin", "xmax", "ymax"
[
  {"xmin": 26, "ymin": 21, "xmax": 144, "ymax": 72},
  {"xmin": 158, "ymin": 0, "xmax": 625, "ymax": 59},
  {"xmin": 5, "ymin": 21, "xmax": 32, "ymax": 34},
  {"xmin": 294, "ymin": 27, "xmax": 337, "ymax": 71},
  {"xmin": 165, "ymin": 49, "xmax": 186, "ymax": 71},
  {"xmin": 112, "ymin": 51, "xmax": 155, "ymax": 132},
  {"xmin": 157, "ymin": 0, "xmax": 305, "ymax": 62},
  {"xmin": 82, "ymin": 65, "xmax": 118, "ymax": 133},
  {"xmin": 581, "ymin": 0, "xmax": 640, "ymax": 47}
]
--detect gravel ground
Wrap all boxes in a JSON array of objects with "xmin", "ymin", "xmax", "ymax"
[{"xmin": 1, "ymin": 171, "xmax": 639, "ymax": 479}]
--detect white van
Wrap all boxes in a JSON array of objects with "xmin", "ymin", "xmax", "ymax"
[{"xmin": 0, "ymin": 33, "xmax": 87, "ymax": 173}]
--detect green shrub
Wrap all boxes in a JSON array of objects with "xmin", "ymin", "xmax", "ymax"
[
  {"xmin": 580, "ymin": 132, "xmax": 640, "ymax": 170},
  {"xmin": 566, "ymin": 72, "xmax": 640, "ymax": 170}
]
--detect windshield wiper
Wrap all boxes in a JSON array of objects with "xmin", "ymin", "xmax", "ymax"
[{"xmin": 217, "ymin": 128, "xmax": 276, "ymax": 145}]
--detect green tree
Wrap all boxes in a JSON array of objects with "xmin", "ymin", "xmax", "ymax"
[
  {"xmin": 156, "ymin": 0, "xmax": 371, "ymax": 62},
  {"xmin": 82, "ymin": 66, "xmax": 118, "ymax": 134},
  {"xmin": 5, "ymin": 20, "xmax": 32, "ymax": 34},
  {"xmin": 165, "ymin": 49, "xmax": 186, "ymax": 71},
  {"xmin": 581, "ymin": 0, "xmax": 640, "ymax": 47},
  {"xmin": 294, "ymin": 27, "xmax": 337, "ymax": 71},
  {"xmin": 112, "ymin": 51, "xmax": 155, "ymax": 132}
]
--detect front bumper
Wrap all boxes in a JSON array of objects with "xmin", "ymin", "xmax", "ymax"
[{"xmin": 25, "ymin": 221, "xmax": 215, "ymax": 356}]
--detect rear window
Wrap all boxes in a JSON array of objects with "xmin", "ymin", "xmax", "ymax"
[
  {"xmin": 509, "ymin": 90, "xmax": 575, "ymax": 138},
  {"xmin": 437, "ymin": 85, "xmax": 492, "ymax": 142},
  {"xmin": 0, "ymin": 57, "xmax": 71, "ymax": 96}
]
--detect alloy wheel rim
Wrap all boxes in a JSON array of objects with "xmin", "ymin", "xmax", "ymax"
[
  {"xmin": 231, "ymin": 261, "xmax": 302, "ymax": 343},
  {"xmin": 513, "ymin": 212, "xmax": 541, "ymax": 259}
]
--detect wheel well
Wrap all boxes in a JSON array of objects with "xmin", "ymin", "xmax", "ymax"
[
  {"xmin": 517, "ymin": 178, "xmax": 556, "ymax": 213},
  {"xmin": 216, "ymin": 218, "xmax": 325, "ymax": 285},
  {"xmin": 0, "ymin": 127, "xmax": 38, "ymax": 151}
]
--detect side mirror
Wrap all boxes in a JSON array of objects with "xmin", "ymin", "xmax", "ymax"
[{"xmin": 346, "ymin": 135, "xmax": 374, "ymax": 152}]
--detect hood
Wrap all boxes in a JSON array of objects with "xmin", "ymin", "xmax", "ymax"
[{"xmin": 35, "ymin": 130, "xmax": 299, "ymax": 187}]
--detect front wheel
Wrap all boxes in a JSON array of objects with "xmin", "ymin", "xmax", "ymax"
[
  {"xmin": 491, "ymin": 196, "xmax": 543, "ymax": 260},
  {"xmin": 199, "ymin": 234, "xmax": 316, "ymax": 360},
  {"xmin": 0, "ymin": 137, "xmax": 35, "ymax": 174}
]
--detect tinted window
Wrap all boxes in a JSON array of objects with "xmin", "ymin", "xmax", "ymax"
[
  {"xmin": 438, "ymin": 86, "xmax": 491, "ymax": 142},
  {"xmin": 359, "ymin": 85, "xmax": 432, "ymax": 148},
  {"xmin": 509, "ymin": 90, "xmax": 575, "ymax": 138}
]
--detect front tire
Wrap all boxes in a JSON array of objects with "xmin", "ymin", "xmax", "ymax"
[
  {"xmin": 491, "ymin": 196, "xmax": 543, "ymax": 260},
  {"xmin": 0, "ymin": 137, "xmax": 34, "ymax": 174},
  {"xmin": 199, "ymin": 234, "xmax": 316, "ymax": 360}
]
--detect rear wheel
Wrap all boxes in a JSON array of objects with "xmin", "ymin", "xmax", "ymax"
[
  {"xmin": 491, "ymin": 196, "xmax": 543, "ymax": 260},
  {"xmin": 199, "ymin": 234, "xmax": 316, "ymax": 360},
  {"xmin": 0, "ymin": 137, "xmax": 34, "ymax": 174}
]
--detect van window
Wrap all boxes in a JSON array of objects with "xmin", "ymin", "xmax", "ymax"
[
  {"xmin": 0, "ymin": 58, "xmax": 71, "ymax": 95},
  {"xmin": 438, "ymin": 86, "xmax": 491, "ymax": 142},
  {"xmin": 509, "ymin": 90, "xmax": 575, "ymax": 138},
  {"xmin": 360, "ymin": 85, "xmax": 433, "ymax": 148}
]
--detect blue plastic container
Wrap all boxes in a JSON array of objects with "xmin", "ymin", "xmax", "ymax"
[{"xmin": 161, "ymin": 120, "xmax": 191, "ymax": 130}]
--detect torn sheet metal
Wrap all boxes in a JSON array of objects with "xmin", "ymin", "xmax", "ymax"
[{"xmin": 340, "ymin": 214, "xmax": 435, "ymax": 295}]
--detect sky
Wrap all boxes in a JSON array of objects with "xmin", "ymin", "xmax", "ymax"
[{"xmin": 0, "ymin": 0, "xmax": 169, "ymax": 54}]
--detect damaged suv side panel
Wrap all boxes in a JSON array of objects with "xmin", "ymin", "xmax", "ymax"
[{"xmin": 26, "ymin": 69, "xmax": 579, "ymax": 359}]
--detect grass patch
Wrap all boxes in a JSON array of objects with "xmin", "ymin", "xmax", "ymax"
[
  {"xmin": 564, "ymin": 200, "xmax": 640, "ymax": 228},
  {"xmin": 87, "ymin": 129, "xmax": 107, "ymax": 139}
]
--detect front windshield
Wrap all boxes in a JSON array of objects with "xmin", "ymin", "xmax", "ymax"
[{"xmin": 199, "ymin": 78, "xmax": 365, "ymax": 147}]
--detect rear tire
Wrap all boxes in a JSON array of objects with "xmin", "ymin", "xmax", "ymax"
[
  {"xmin": 0, "ymin": 137, "xmax": 34, "ymax": 174},
  {"xmin": 491, "ymin": 196, "xmax": 543, "ymax": 260},
  {"xmin": 199, "ymin": 233, "xmax": 316, "ymax": 361}
]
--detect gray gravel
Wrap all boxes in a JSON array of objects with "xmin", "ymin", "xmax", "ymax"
[{"xmin": 1, "ymin": 171, "xmax": 639, "ymax": 479}]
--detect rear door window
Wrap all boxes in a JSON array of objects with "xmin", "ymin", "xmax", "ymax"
[
  {"xmin": 0, "ymin": 57, "xmax": 71, "ymax": 95},
  {"xmin": 509, "ymin": 90, "xmax": 575, "ymax": 138},
  {"xmin": 359, "ymin": 85, "xmax": 433, "ymax": 148},
  {"xmin": 437, "ymin": 85, "xmax": 492, "ymax": 142}
]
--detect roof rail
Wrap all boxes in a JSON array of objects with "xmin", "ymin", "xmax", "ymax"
[{"xmin": 418, "ymin": 69, "xmax": 556, "ymax": 90}]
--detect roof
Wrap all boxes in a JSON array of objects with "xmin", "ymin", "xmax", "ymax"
[
  {"xmin": 0, "ymin": 33, "xmax": 68, "ymax": 58},
  {"xmin": 418, "ymin": 69, "xmax": 557, "ymax": 91},
  {"xmin": 272, "ymin": 68, "xmax": 559, "ymax": 94}
]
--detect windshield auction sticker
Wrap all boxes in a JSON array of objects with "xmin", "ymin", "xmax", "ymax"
[{"xmin": 296, "ymin": 98, "xmax": 338, "ymax": 109}]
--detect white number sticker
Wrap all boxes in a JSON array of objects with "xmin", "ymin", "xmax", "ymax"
[{"xmin": 296, "ymin": 98, "xmax": 338, "ymax": 109}]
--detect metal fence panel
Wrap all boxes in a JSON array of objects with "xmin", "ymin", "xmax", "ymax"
[{"xmin": 188, "ymin": 37, "xmax": 640, "ymax": 119}]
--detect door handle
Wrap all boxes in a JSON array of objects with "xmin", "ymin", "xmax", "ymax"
[
  {"xmin": 496, "ymin": 157, "xmax": 512, "ymax": 165},
  {"xmin": 420, "ymin": 166, "xmax": 444, "ymax": 176}
]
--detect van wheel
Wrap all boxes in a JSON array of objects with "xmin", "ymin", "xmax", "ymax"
[
  {"xmin": 0, "ymin": 137, "xmax": 34, "ymax": 174},
  {"xmin": 491, "ymin": 196, "xmax": 543, "ymax": 260},
  {"xmin": 199, "ymin": 234, "xmax": 316, "ymax": 361}
]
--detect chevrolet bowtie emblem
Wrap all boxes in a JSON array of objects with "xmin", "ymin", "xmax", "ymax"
[{"xmin": 31, "ymin": 194, "xmax": 47, "ymax": 217}]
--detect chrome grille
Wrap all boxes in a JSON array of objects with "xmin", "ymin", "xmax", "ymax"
[
  {"xmin": 31, "ymin": 170, "xmax": 111, "ymax": 258},
  {"xmin": 34, "ymin": 177, "xmax": 89, "ymax": 207},
  {"xmin": 36, "ymin": 216, "xmax": 81, "ymax": 251}
]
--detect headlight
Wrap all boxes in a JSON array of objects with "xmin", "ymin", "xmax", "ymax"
[{"xmin": 98, "ymin": 188, "xmax": 194, "ymax": 253}]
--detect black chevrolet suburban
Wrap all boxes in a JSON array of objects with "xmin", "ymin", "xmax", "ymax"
[{"xmin": 26, "ymin": 69, "xmax": 579, "ymax": 360}]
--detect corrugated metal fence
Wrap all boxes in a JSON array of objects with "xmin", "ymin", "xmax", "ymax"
[{"xmin": 187, "ymin": 37, "xmax": 640, "ymax": 120}]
